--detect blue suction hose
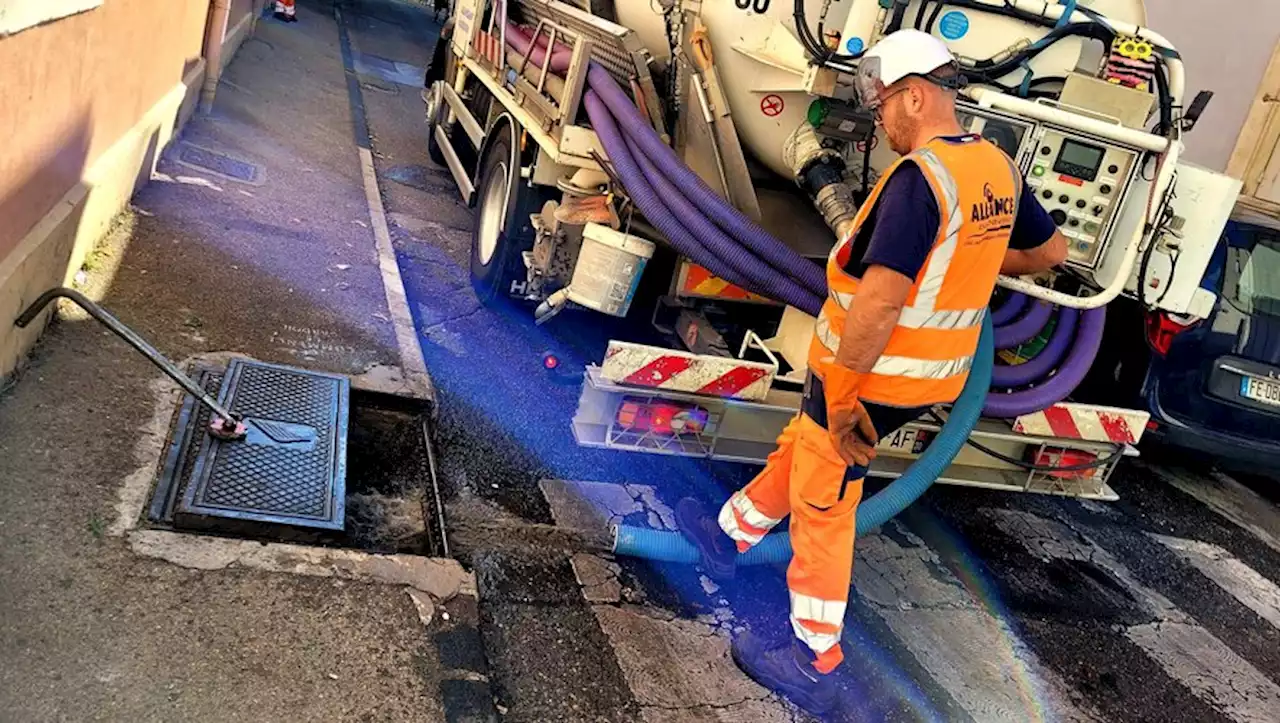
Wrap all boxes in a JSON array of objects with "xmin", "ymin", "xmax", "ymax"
[{"xmin": 612, "ymin": 313, "xmax": 996, "ymax": 565}]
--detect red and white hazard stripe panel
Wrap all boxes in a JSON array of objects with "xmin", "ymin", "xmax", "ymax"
[
  {"xmin": 1013, "ymin": 403, "xmax": 1150, "ymax": 445},
  {"xmin": 600, "ymin": 341, "xmax": 777, "ymax": 402},
  {"xmin": 473, "ymin": 31, "xmax": 502, "ymax": 67}
]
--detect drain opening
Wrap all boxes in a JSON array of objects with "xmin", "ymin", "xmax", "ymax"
[
  {"xmin": 148, "ymin": 362, "xmax": 446, "ymax": 556},
  {"xmin": 174, "ymin": 143, "xmax": 265, "ymax": 185}
]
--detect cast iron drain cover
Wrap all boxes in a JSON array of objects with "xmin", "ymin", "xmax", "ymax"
[
  {"xmin": 175, "ymin": 143, "xmax": 264, "ymax": 185},
  {"xmin": 176, "ymin": 360, "xmax": 349, "ymax": 532},
  {"xmin": 383, "ymin": 164, "xmax": 453, "ymax": 193}
]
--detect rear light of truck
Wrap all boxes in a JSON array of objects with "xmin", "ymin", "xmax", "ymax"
[{"xmin": 1145, "ymin": 311, "xmax": 1196, "ymax": 356}]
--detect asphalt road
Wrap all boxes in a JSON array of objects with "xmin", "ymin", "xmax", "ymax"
[{"xmin": 338, "ymin": 2, "xmax": 1280, "ymax": 721}]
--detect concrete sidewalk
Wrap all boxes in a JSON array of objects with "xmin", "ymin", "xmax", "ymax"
[{"xmin": 0, "ymin": 4, "xmax": 472, "ymax": 721}]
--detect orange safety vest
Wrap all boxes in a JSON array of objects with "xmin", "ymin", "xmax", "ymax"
[{"xmin": 809, "ymin": 136, "xmax": 1023, "ymax": 408}]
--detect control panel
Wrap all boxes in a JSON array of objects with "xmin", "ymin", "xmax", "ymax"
[{"xmin": 1026, "ymin": 129, "xmax": 1139, "ymax": 269}]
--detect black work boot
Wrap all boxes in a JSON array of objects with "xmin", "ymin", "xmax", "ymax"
[
  {"xmin": 731, "ymin": 631, "xmax": 839, "ymax": 716},
  {"xmin": 674, "ymin": 497, "xmax": 737, "ymax": 581}
]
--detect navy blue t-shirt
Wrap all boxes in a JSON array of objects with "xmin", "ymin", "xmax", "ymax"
[{"xmin": 846, "ymin": 136, "xmax": 1058, "ymax": 279}]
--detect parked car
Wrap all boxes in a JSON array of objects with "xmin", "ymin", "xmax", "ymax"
[{"xmin": 1141, "ymin": 218, "xmax": 1280, "ymax": 468}]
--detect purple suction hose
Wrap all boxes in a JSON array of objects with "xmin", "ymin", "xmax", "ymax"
[
  {"xmin": 995, "ymin": 300, "xmax": 1055, "ymax": 350},
  {"xmin": 991, "ymin": 292, "xmax": 1029, "ymax": 326},
  {"xmin": 506, "ymin": 23, "xmax": 822, "ymax": 296},
  {"xmin": 586, "ymin": 92, "xmax": 817, "ymax": 309},
  {"xmin": 586, "ymin": 64, "xmax": 827, "ymax": 296},
  {"xmin": 983, "ymin": 306, "xmax": 1106, "ymax": 417},
  {"xmin": 623, "ymin": 136, "xmax": 824, "ymax": 315},
  {"xmin": 991, "ymin": 306, "xmax": 1079, "ymax": 388}
]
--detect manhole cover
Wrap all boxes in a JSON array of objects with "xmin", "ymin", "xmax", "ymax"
[
  {"xmin": 175, "ymin": 143, "xmax": 264, "ymax": 185},
  {"xmin": 353, "ymin": 53, "xmax": 425, "ymax": 87},
  {"xmin": 176, "ymin": 360, "xmax": 349, "ymax": 532},
  {"xmin": 384, "ymin": 164, "xmax": 453, "ymax": 193}
]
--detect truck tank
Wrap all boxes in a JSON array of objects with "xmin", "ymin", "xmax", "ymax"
[{"xmin": 614, "ymin": 0, "xmax": 1148, "ymax": 180}]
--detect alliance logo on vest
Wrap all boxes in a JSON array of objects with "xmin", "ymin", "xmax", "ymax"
[{"xmin": 969, "ymin": 182, "xmax": 1016, "ymax": 243}]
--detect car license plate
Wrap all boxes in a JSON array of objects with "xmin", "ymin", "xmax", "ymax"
[
  {"xmin": 878, "ymin": 428, "xmax": 931, "ymax": 454},
  {"xmin": 1240, "ymin": 376, "xmax": 1280, "ymax": 407}
]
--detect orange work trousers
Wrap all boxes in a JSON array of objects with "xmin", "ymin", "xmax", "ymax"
[{"xmin": 718, "ymin": 392, "xmax": 925, "ymax": 674}]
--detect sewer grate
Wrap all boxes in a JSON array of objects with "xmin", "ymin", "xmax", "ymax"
[
  {"xmin": 176, "ymin": 360, "xmax": 349, "ymax": 532},
  {"xmin": 175, "ymin": 143, "xmax": 264, "ymax": 184}
]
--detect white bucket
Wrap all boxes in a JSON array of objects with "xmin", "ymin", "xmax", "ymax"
[{"xmin": 567, "ymin": 223, "xmax": 655, "ymax": 317}]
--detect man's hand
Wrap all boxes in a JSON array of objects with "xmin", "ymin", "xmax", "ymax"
[
  {"xmin": 829, "ymin": 398, "xmax": 879, "ymax": 467},
  {"xmin": 824, "ymin": 365, "xmax": 879, "ymax": 467}
]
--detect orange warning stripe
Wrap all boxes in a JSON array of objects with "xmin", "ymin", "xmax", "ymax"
[{"xmin": 679, "ymin": 263, "xmax": 770, "ymax": 302}]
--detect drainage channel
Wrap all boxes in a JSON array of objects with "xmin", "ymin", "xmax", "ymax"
[
  {"xmin": 16, "ymin": 288, "xmax": 447, "ymax": 557},
  {"xmin": 146, "ymin": 360, "xmax": 449, "ymax": 556}
]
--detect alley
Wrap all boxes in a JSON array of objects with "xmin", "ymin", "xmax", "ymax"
[{"xmin": 2, "ymin": 1, "xmax": 1280, "ymax": 722}]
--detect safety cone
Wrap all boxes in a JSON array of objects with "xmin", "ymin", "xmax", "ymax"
[{"xmin": 274, "ymin": 0, "xmax": 297, "ymax": 22}]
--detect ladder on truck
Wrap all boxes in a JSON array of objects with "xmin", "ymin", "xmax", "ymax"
[{"xmin": 573, "ymin": 340, "xmax": 1147, "ymax": 502}]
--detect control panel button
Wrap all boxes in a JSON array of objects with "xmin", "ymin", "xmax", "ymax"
[
  {"xmin": 1032, "ymin": 165, "xmax": 1046, "ymax": 177},
  {"xmin": 1092, "ymin": 205, "xmax": 1105, "ymax": 216},
  {"xmin": 1042, "ymin": 189, "xmax": 1054, "ymax": 200},
  {"xmin": 1099, "ymin": 184, "xmax": 1113, "ymax": 195},
  {"xmin": 1084, "ymin": 221, "xmax": 1100, "ymax": 234},
  {"xmin": 1107, "ymin": 164, "xmax": 1119, "ymax": 174},
  {"xmin": 1041, "ymin": 145, "xmax": 1053, "ymax": 156},
  {"xmin": 1049, "ymin": 209, "xmax": 1068, "ymax": 226},
  {"xmin": 1077, "ymin": 240, "xmax": 1090, "ymax": 251},
  {"xmin": 1068, "ymin": 218, "xmax": 1080, "ymax": 227},
  {"xmin": 1058, "ymin": 194, "xmax": 1070, "ymax": 204},
  {"xmin": 1076, "ymin": 199, "xmax": 1087, "ymax": 208}
]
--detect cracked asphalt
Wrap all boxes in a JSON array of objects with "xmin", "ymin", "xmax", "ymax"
[{"xmin": 313, "ymin": 1, "xmax": 1280, "ymax": 721}]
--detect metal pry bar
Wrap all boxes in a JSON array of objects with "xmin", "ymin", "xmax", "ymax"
[{"xmin": 14, "ymin": 287, "xmax": 247, "ymax": 440}]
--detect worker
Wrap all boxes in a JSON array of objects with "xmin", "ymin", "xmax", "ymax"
[
  {"xmin": 274, "ymin": 0, "xmax": 297, "ymax": 23},
  {"xmin": 674, "ymin": 29, "xmax": 1069, "ymax": 716}
]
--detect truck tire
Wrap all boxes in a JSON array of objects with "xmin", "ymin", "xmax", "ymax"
[
  {"xmin": 470, "ymin": 134, "xmax": 552, "ymax": 306},
  {"xmin": 424, "ymin": 24, "xmax": 454, "ymax": 166},
  {"xmin": 424, "ymin": 82, "xmax": 448, "ymax": 166}
]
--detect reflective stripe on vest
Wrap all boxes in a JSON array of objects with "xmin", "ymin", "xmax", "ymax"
[{"xmin": 911, "ymin": 148, "xmax": 965, "ymax": 315}]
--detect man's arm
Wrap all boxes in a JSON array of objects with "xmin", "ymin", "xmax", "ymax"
[
  {"xmin": 1001, "ymin": 229, "xmax": 1069, "ymax": 276},
  {"xmin": 823, "ymin": 265, "xmax": 913, "ymax": 466},
  {"xmin": 1000, "ymin": 183, "xmax": 1069, "ymax": 276},
  {"xmin": 833, "ymin": 265, "xmax": 915, "ymax": 373}
]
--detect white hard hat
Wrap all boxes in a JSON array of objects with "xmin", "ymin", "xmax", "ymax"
[{"xmin": 856, "ymin": 29, "xmax": 964, "ymax": 109}]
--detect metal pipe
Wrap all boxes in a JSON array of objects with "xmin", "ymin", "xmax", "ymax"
[
  {"xmin": 14, "ymin": 288, "xmax": 244, "ymax": 436},
  {"xmin": 200, "ymin": 0, "xmax": 233, "ymax": 114},
  {"xmin": 965, "ymin": 86, "xmax": 1169, "ymax": 152}
]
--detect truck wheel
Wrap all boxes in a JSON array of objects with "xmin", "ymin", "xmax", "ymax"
[
  {"xmin": 470, "ymin": 134, "xmax": 549, "ymax": 306},
  {"xmin": 424, "ymin": 83, "xmax": 448, "ymax": 166}
]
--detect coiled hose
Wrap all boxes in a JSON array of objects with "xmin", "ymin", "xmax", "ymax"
[
  {"xmin": 990, "ymin": 291, "xmax": 1030, "ymax": 326},
  {"xmin": 612, "ymin": 312, "xmax": 995, "ymax": 564},
  {"xmin": 995, "ymin": 299, "xmax": 1055, "ymax": 349},
  {"xmin": 991, "ymin": 306, "xmax": 1078, "ymax": 388},
  {"xmin": 984, "ymin": 305, "xmax": 1106, "ymax": 418}
]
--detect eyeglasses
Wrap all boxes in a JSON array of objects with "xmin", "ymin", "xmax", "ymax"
[{"xmin": 872, "ymin": 86, "xmax": 910, "ymax": 124}]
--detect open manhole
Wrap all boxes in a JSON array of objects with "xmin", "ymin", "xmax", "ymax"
[
  {"xmin": 174, "ymin": 143, "xmax": 265, "ymax": 185},
  {"xmin": 149, "ymin": 360, "xmax": 447, "ymax": 556}
]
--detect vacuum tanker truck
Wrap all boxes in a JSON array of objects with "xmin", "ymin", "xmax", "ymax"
[{"xmin": 422, "ymin": 0, "xmax": 1243, "ymax": 500}]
